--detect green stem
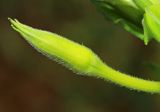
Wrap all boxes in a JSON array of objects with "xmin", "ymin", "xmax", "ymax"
[{"xmin": 93, "ymin": 62, "xmax": 160, "ymax": 93}]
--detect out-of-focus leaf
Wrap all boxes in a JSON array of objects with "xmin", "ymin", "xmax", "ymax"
[
  {"xmin": 133, "ymin": 0, "xmax": 154, "ymax": 11},
  {"xmin": 91, "ymin": 0, "xmax": 160, "ymax": 45},
  {"xmin": 91, "ymin": 0, "xmax": 144, "ymax": 40},
  {"xmin": 143, "ymin": 4, "xmax": 160, "ymax": 44}
]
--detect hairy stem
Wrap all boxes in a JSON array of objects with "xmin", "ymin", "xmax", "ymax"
[
  {"xmin": 9, "ymin": 18, "xmax": 160, "ymax": 94},
  {"xmin": 93, "ymin": 62, "xmax": 160, "ymax": 93}
]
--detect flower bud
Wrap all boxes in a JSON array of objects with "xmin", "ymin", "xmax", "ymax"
[
  {"xmin": 9, "ymin": 18, "xmax": 103, "ymax": 75},
  {"xmin": 9, "ymin": 18, "xmax": 160, "ymax": 93}
]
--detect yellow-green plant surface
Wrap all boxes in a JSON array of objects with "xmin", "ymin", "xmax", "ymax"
[{"xmin": 9, "ymin": 19, "xmax": 160, "ymax": 94}]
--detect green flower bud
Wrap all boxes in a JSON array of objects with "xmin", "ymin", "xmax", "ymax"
[
  {"xmin": 91, "ymin": 0, "xmax": 160, "ymax": 44},
  {"xmin": 9, "ymin": 18, "xmax": 103, "ymax": 75},
  {"xmin": 9, "ymin": 18, "xmax": 160, "ymax": 93}
]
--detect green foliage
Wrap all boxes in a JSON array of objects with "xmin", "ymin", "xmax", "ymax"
[
  {"xmin": 143, "ymin": 4, "xmax": 160, "ymax": 44},
  {"xmin": 9, "ymin": 18, "xmax": 160, "ymax": 93},
  {"xmin": 91, "ymin": 0, "xmax": 160, "ymax": 44},
  {"xmin": 91, "ymin": 0, "xmax": 144, "ymax": 40}
]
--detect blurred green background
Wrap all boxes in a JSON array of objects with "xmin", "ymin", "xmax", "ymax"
[{"xmin": 0, "ymin": 0, "xmax": 160, "ymax": 112}]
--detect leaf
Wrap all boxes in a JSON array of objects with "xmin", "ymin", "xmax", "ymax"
[
  {"xmin": 91, "ymin": 0, "xmax": 144, "ymax": 40},
  {"xmin": 143, "ymin": 4, "xmax": 160, "ymax": 44},
  {"xmin": 133, "ymin": 0, "xmax": 152, "ymax": 11},
  {"xmin": 91, "ymin": 0, "xmax": 160, "ymax": 44}
]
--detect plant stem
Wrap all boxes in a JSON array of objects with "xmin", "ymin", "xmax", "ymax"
[{"xmin": 93, "ymin": 62, "xmax": 160, "ymax": 93}]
